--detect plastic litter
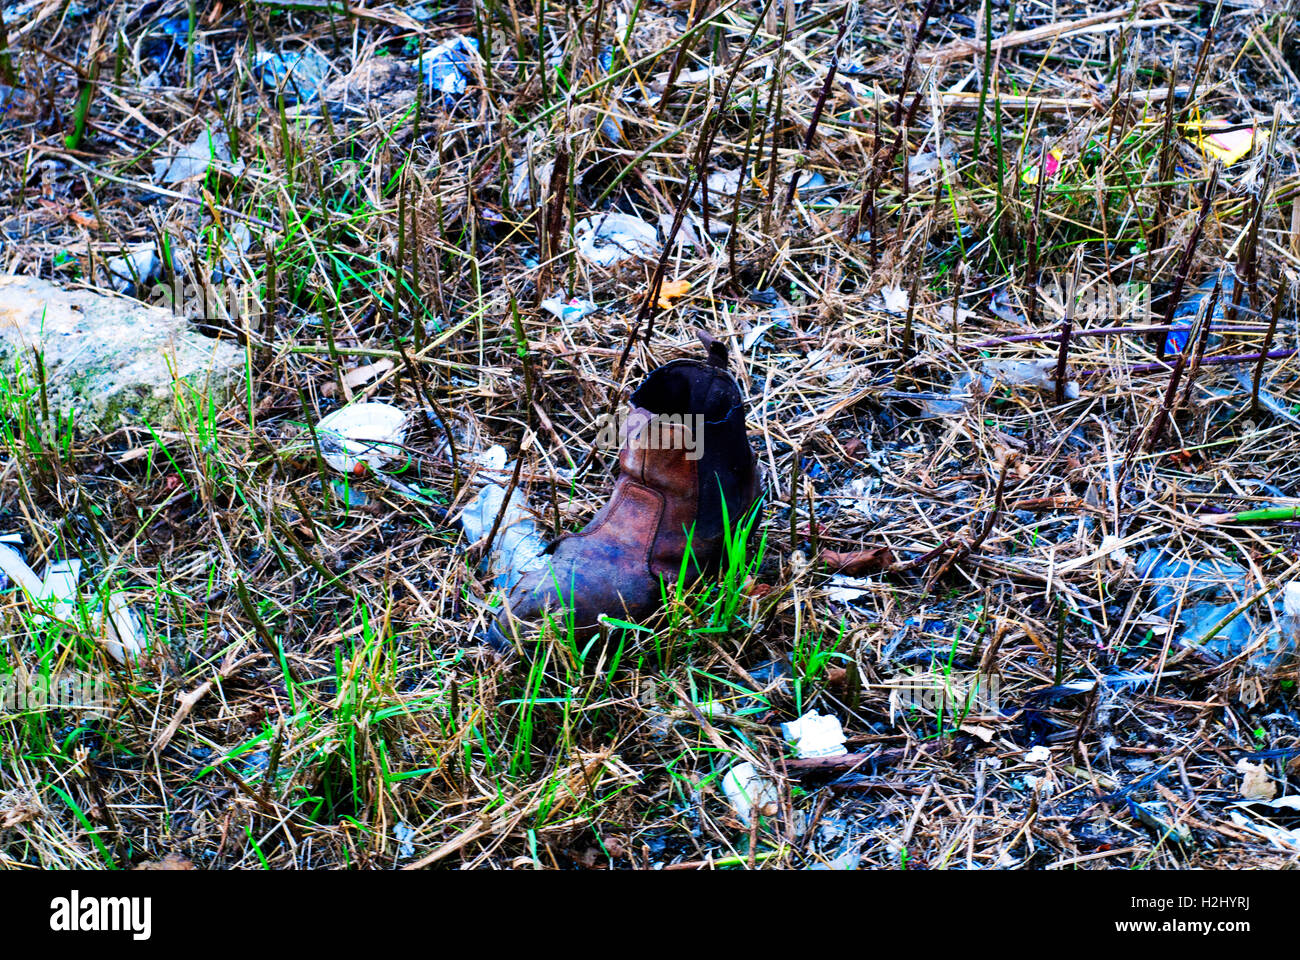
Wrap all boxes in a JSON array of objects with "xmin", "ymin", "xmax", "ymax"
[
  {"xmin": 1128, "ymin": 799, "xmax": 1192, "ymax": 844},
  {"xmin": 101, "ymin": 592, "xmax": 147, "ymax": 664},
  {"xmin": 1165, "ymin": 273, "xmax": 1228, "ymax": 355},
  {"xmin": 539, "ymin": 296, "xmax": 598, "ymax": 322},
  {"xmin": 1022, "ymin": 146, "xmax": 1064, "ymax": 185},
  {"xmin": 254, "ymin": 47, "xmax": 332, "ymax": 103},
  {"xmin": 721, "ymin": 761, "xmax": 778, "ymax": 826},
  {"xmin": 1229, "ymin": 795, "xmax": 1300, "ymax": 851},
  {"xmin": 212, "ymin": 223, "xmax": 253, "ymax": 283},
  {"xmin": 0, "ymin": 545, "xmax": 147, "ymax": 663},
  {"xmin": 1229, "ymin": 366, "xmax": 1300, "ymax": 427},
  {"xmin": 508, "ymin": 156, "xmax": 555, "ymax": 210},
  {"xmin": 458, "ymin": 449, "xmax": 548, "ymax": 592},
  {"xmin": 41, "ymin": 559, "xmax": 81, "ymax": 621},
  {"xmin": 394, "ymin": 822, "xmax": 417, "ymax": 859},
  {"xmin": 1191, "ymin": 119, "xmax": 1255, "ymax": 166},
  {"xmin": 908, "ymin": 139, "xmax": 957, "ymax": 181},
  {"xmin": 982, "ymin": 358, "xmax": 1080, "ymax": 400},
  {"xmin": 824, "ymin": 573, "xmax": 875, "ymax": 603},
  {"xmin": 1100, "ymin": 534, "xmax": 1130, "ymax": 564},
  {"xmin": 315, "ymin": 402, "xmax": 409, "ymax": 476},
  {"xmin": 876, "ymin": 284, "xmax": 910, "ymax": 314},
  {"xmin": 459, "ymin": 483, "xmax": 548, "ymax": 592},
  {"xmin": 575, "ymin": 212, "xmax": 660, "ymax": 266},
  {"xmin": 105, "ymin": 245, "xmax": 161, "ymax": 293},
  {"xmin": 416, "ymin": 36, "xmax": 479, "ymax": 107},
  {"xmin": 1135, "ymin": 547, "xmax": 1253, "ymax": 661},
  {"xmin": 1134, "ymin": 549, "xmax": 1299, "ymax": 670},
  {"xmin": 704, "ymin": 167, "xmax": 742, "ymax": 199},
  {"xmin": 153, "ymin": 128, "xmax": 235, "ymax": 184},
  {"xmin": 781, "ymin": 710, "xmax": 847, "ymax": 758}
]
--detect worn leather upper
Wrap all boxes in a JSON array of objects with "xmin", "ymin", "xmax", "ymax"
[{"xmin": 493, "ymin": 356, "xmax": 758, "ymax": 643}]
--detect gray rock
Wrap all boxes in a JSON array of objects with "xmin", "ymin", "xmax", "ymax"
[{"xmin": 0, "ymin": 275, "xmax": 243, "ymax": 429}]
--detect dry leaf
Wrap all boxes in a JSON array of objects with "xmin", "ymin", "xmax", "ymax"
[
  {"xmin": 656, "ymin": 279, "xmax": 691, "ymax": 309},
  {"xmin": 1237, "ymin": 759, "xmax": 1277, "ymax": 801},
  {"xmin": 134, "ymin": 853, "xmax": 195, "ymax": 870},
  {"xmin": 821, "ymin": 546, "xmax": 896, "ymax": 575}
]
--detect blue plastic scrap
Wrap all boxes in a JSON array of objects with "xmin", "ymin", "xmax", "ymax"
[{"xmin": 416, "ymin": 36, "xmax": 479, "ymax": 107}]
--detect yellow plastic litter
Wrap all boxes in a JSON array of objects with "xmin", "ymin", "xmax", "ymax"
[{"xmin": 1192, "ymin": 120, "xmax": 1255, "ymax": 166}]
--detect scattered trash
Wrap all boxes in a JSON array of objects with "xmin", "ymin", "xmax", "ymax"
[
  {"xmin": 101, "ymin": 592, "xmax": 147, "ymax": 665},
  {"xmin": 0, "ymin": 544, "xmax": 43, "ymax": 598},
  {"xmin": 105, "ymin": 245, "xmax": 162, "ymax": 293},
  {"xmin": 1022, "ymin": 146, "xmax": 1064, "ymax": 185},
  {"xmin": 254, "ymin": 47, "xmax": 332, "ymax": 103},
  {"xmin": 1165, "ymin": 274, "xmax": 1228, "ymax": 354},
  {"xmin": 784, "ymin": 170, "xmax": 828, "ymax": 197},
  {"xmin": 212, "ymin": 223, "xmax": 253, "ymax": 284},
  {"xmin": 908, "ymin": 139, "xmax": 957, "ymax": 180},
  {"xmin": 1100, "ymin": 535, "xmax": 1130, "ymax": 564},
  {"xmin": 416, "ymin": 36, "xmax": 479, "ymax": 106},
  {"xmin": 41, "ymin": 558, "xmax": 81, "ymax": 622},
  {"xmin": 394, "ymin": 822, "xmax": 417, "ymax": 859},
  {"xmin": 781, "ymin": 710, "xmax": 847, "ymax": 758},
  {"xmin": 875, "ymin": 285, "xmax": 910, "ymax": 314},
  {"xmin": 0, "ymin": 545, "xmax": 147, "ymax": 663},
  {"xmin": 1127, "ymin": 799, "xmax": 1192, "ymax": 845},
  {"xmin": 1024, "ymin": 744, "xmax": 1052, "ymax": 764},
  {"xmin": 1237, "ymin": 758, "xmax": 1277, "ymax": 800},
  {"xmin": 982, "ymin": 358, "xmax": 1080, "ymax": 400},
  {"xmin": 704, "ymin": 167, "xmax": 743, "ymax": 199},
  {"xmin": 1229, "ymin": 366, "xmax": 1300, "ymax": 427},
  {"xmin": 1134, "ymin": 548, "xmax": 1257, "ymax": 662},
  {"xmin": 1229, "ymin": 795, "xmax": 1300, "ymax": 851},
  {"xmin": 655, "ymin": 65, "xmax": 725, "ymax": 86},
  {"xmin": 404, "ymin": 2, "xmax": 438, "ymax": 20},
  {"xmin": 574, "ymin": 212, "xmax": 660, "ymax": 266},
  {"xmin": 598, "ymin": 115, "xmax": 625, "ymax": 145},
  {"xmin": 539, "ymin": 296, "xmax": 598, "ymax": 322},
  {"xmin": 315, "ymin": 402, "xmax": 409, "ymax": 476},
  {"xmin": 153, "ymin": 129, "xmax": 237, "ymax": 184},
  {"xmin": 508, "ymin": 156, "xmax": 555, "ymax": 210},
  {"xmin": 721, "ymin": 761, "xmax": 778, "ymax": 826},
  {"xmin": 331, "ymin": 479, "xmax": 370, "ymax": 507},
  {"xmin": 1191, "ymin": 119, "xmax": 1255, "ymax": 167},
  {"xmin": 459, "ymin": 477, "xmax": 547, "ymax": 592},
  {"xmin": 988, "ymin": 287, "xmax": 1027, "ymax": 324},
  {"xmin": 824, "ymin": 574, "xmax": 876, "ymax": 603}
]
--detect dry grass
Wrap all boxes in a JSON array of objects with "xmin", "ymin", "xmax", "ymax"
[{"xmin": 0, "ymin": 0, "xmax": 1299, "ymax": 869}]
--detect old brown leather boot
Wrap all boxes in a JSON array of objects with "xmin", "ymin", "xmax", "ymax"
[{"xmin": 490, "ymin": 341, "xmax": 758, "ymax": 646}]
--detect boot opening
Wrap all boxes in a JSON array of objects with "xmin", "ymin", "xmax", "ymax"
[{"xmin": 630, "ymin": 360, "xmax": 740, "ymax": 422}]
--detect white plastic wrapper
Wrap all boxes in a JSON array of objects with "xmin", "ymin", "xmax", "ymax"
[
  {"xmin": 0, "ymin": 546, "xmax": 147, "ymax": 664},
  {"xmin": 982, "ymin": 358, "xmax": 1080, "ymax": 400},
  {"xmin": 721, "ymin": 761, "xmax": 779, "ymax": 825},
  {"xmin": 781, "ymin": 710, "xmax": 848, "ymax": 758},
  {"xmin": 315, "ymin": 402, "xmax": 409, "ymax": 475},
  {"xmin": 575, "ymin": 213, "xmax": 660, "ymax": 266}
]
